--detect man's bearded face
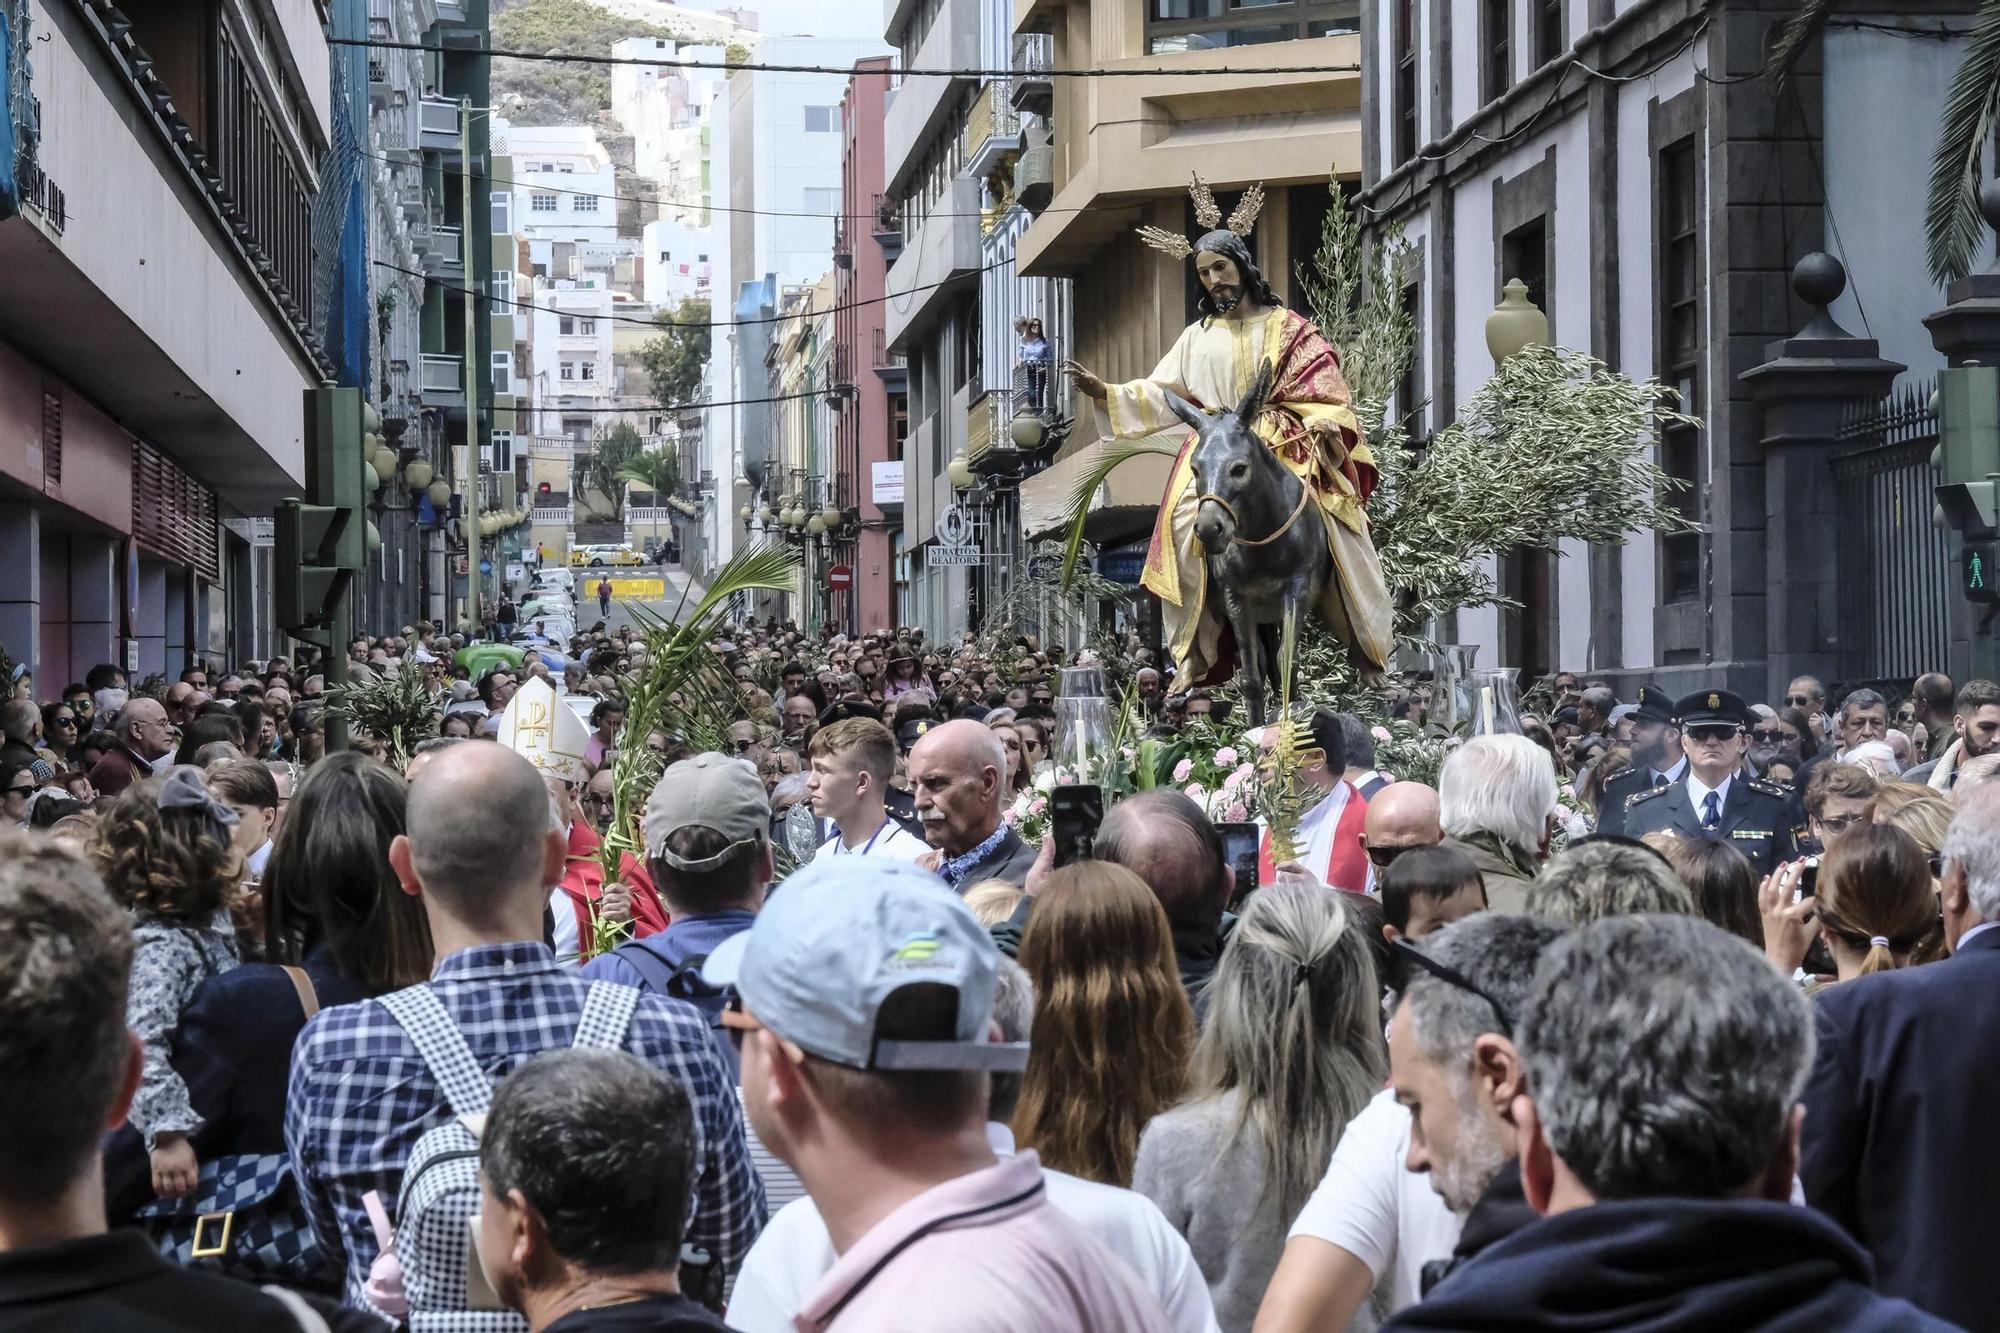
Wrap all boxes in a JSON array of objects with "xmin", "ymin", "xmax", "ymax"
[{"xmin": 1196, "ymin": 251, "xmax": 1243, "ymax": 313}]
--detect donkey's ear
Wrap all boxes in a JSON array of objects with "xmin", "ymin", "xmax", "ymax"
[
  {"xmin": 1236, "ymin": 359, "xmax": 1276, "ymax": 422},
  {"xmin": 1162, "ymin": 388, "xmax": 1208, "ymax": 432}
]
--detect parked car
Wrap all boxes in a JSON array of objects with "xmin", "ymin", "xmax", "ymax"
[{"xmin": 567, "ymin": 544, "xmax": 644, "ymax": 568}]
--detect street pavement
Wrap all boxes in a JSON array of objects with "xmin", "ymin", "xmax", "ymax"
[{"xmin": 512, "ymin": 562, "xmax": 705, "ymax": 638}]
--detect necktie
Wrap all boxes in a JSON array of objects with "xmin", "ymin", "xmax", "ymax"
[
  {"xmin": 1701, "ymin": 791, "xmax": 1721, "ymax": 833},
  {"xmin": 1652, "ymin": 771, "xmax": 1668, "ymax": 789}
]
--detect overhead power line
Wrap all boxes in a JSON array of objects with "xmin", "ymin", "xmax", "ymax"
[
  {"xmin": 331, "ymin": 35, "xmax": 1361, "ymax": 80},
  {"xmin": 348, "ymin": 144, "xmax": 1135, "ymax": 224},
  {"xmin": 375, "ymin": 258, "xmax": 1004, "ymax": 329},
  {"xmin": 502, "ymin": 387, "xmax": 848, "ymax": 416}
]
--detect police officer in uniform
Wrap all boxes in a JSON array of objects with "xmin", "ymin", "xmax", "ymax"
[
  {"xmin": 1623, "ymin": 689, "xmax": 1800, "ymax": 876},
  {"xmin": 1594, "ymin": 685, "xmax": 1687, "ymax": 837}
]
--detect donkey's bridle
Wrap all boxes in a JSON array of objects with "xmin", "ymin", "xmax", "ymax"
[{"xmin": 1195, "ymin": 478, "xmax": 1314, "ymax": 548}]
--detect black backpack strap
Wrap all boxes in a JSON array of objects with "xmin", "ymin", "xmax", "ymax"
[
  {"xmin": 610, "ymin": 943, "xmax": 716, "ymax": 1003},
  {"xmin": 609, "ymin": 940, "xmax": 682, "ymax": 997}
]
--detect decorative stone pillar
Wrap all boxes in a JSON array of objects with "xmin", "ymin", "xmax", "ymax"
[{"xmin": 1740, "ymin": 253, "xmax": 1904, "ymax": 700}]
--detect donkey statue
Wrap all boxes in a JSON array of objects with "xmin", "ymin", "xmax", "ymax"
[{"xmin": 1161, "ymin": 360, "xmax": 1331, "ymax": 727}]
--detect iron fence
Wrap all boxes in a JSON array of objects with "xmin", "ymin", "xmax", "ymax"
[{"xmin": 1832, "ymin": 380, "xmax": 1953, "ymax": 682}]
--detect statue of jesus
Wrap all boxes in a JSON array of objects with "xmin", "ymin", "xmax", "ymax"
[{"xmin": 1064, "ymin": 179, "xmax": 1393, "ymax": 688}]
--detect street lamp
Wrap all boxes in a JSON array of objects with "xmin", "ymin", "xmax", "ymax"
[
  {"xmin": 406, "ymin": 459, "xmax": 436, "ymax": 491},
  {"xmin": 427, "ymin": 479, "xmax": 452, "ymax": 508},
  {"xmin": 1485, "ymin": 278, "xmax": 1549, "ymax": 365},
  {"xmin": 1009, "ymin": 412, "xmax": 1046, "ymax": 451},
  {"xmin": 947, "ymin": 452, "xmax": 974, "ymax": 490}
]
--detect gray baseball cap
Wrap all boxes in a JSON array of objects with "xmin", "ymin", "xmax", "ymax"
[
  {"xmin": 644, "ymin": 752, "xmax": 771, "ymax": 869},
  {"xmin": 701, "ymin": 857, "xmax": 1028, "ymax": 1072}
]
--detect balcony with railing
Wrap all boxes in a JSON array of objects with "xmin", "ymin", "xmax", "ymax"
[
  {"xmin": 532, "ymin": 504, "xmax": 574, "ymax": 527},
  {"xmin": 870, "ymin": 192, "xmax": 903, "ymax": 256},
  {"xmin": 527, "ymin": 435, "xmax": 584, "ymax": 458},
  {"xmin": 422, "ymin": 224, "xmax": 463, "ymax": 279},
  {"xmin": 973, "ymin": 348, "xmax": 1062, "ymax": 477},
  {"xmin": 1011, "ymin": 34, "xmax": 1054, "ymax": 116},
  {"xmin": 419, "ymin": 96, "xmax": 459, "ymax": 152},
  {"xmin": 420, "ymin": 354, "xmax": 464, "ymax": 408},
  {"xmin": 963, "ymin": 80, "xmax": 1021, "ymax": 179},
  {"xmin": 871, "ymin": 328, "xmax": 907, "ymax": 380}
]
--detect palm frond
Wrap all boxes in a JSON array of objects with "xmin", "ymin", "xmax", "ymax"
[
  {"xmin": 1766, "ymin": 0, "xmax": 1844, "ymax": 83},
  {"xmin": 1056, "ymin": 436, "xmax": 1184, "ymax": 588},
  {"xmin": 599, "ymin": 543, "xmax": 800, "ymax": 881},
  {"xmin": 1927, "ymin": 3, "xmax": 2000, "ymax": 285}
]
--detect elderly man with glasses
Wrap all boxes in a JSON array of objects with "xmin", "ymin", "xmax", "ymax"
[{"xmin": 1623, "ymin": 689, "xmax": 1802, "ymax": 875}]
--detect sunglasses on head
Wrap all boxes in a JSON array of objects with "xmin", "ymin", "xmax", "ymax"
[
  {"xmin": 1686, "ymin": 724, "xmax": 1739, "ymax": 743},
  {"xmin": 1392, "ymin": 939, "xmax": 1515, "ymax": 1037}
]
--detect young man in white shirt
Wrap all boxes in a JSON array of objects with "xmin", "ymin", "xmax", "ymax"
[{"xmin": 807, "ymin": 718, "xmax": 930, "ymax": 863}]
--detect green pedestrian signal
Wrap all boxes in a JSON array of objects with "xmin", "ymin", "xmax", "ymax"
[{"xmin": 1966, "ymin": 544, "xmax": 2000, "ymax": 605}]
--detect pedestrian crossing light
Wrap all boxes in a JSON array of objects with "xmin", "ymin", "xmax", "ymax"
[{"xmin": 1967, "ymin": 544, "xmax": 2000, "ymax": 604}]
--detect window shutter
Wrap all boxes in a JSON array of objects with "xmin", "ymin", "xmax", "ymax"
[
  {"xmin": 41, "ymin": 390, "xmax": 62, "ymax": 496},
  {"xmin": 131, "ymin": 438, "xmax": 219, "ymax": 578}
]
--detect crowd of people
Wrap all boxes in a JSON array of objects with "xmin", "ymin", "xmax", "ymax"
[{"xmin": 1, "ymin": 598, "xmax": 1996, "ymax": 1331}]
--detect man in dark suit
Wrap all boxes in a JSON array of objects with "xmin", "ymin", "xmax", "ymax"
[
  {"xmin": 1593, "ymin": 685, "xmax": 1685, "ymax": 836},
  {"xmin": 1623, "ymin": 689, "xmax": 1801, "ymax": 876},
  {"xmin": 906, "ymin": 719, "xmax": 1039, "ymax": 889},
  {"xmin": 1798, "ymin": 781, "xmax": 2000, "ymax": 1330}
]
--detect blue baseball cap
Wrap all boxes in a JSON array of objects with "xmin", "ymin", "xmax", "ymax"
[{"xmin": 702, "ymin": 857, "xmax": 1027, "ymax": 1072}]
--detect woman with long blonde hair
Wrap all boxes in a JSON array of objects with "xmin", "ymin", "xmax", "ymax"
[
  {"xmin": 1132, "ymin": 883, "xmax": 1385, "ymax": 1331},
  {"xmin": 1011, "ymin": 861, "xmax": 1193, "ymax": 1187}
]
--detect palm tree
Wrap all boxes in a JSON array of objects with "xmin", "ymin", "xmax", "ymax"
[
  {"xmin": 1772, "ymin": 2, "xmax": 2000, "ymax": 285},
  {"xmin": 615, "ymin": 449, "xmax": 681, "ymax": 506},
  {"xmin": 572, "ymin": 424, "xmax": 647, "ymax": 521}
]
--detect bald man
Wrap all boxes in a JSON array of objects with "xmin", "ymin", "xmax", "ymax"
[
  {"xmin": 287, "ymin": 741, "xmax": 766, "ymax": 1299},
  {"xmin": 1360, "ymin": 780, "xmax": 1442, "ymax": 892},
  {"xmin": 89, "ymin": 696, "xmax": 174, "ymax": 796},
  {"xmin": 908, "ymin": 718, "xmax": 1038, "ymax": 889}
]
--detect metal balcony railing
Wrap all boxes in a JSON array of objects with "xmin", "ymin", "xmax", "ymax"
[
  {"xmin": 872, "ymin": 328, "xmax": 906, "ymax": 371},
  {"xmin": 870, "ymin": 193, "xmax": 902, "ymax": 240},
  {"xmin": 1011, "ymin": 34, "xmax": 1054, "ymax": 115},
  {"xmin": 964, "ymin": 81, "xmax": 1020, "ymax": 168}
]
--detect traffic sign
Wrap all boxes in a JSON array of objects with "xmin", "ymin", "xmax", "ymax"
[
  {"xmin": 479, "ymin": 559, "xmax": 493, "ymax": 575},
  {"xmin": 827, "ymin": 563, "xmax": 854, "ymax": 590}
]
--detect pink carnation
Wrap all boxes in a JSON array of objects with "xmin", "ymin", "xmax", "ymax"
[
  {"xmin": 1214, "ymin": 746, "xmax": 1239, "ymax": 767},
  {"xmin": 1029, "ymin": 797, "xmax": 1048, "ymax": 815},
  {"xmin": 1224, "ymin": 801, "xmax": 1249, "ymax": 822},
  {"xmin": 1232, "ymin": 761, "xmax": 1257, "ymax": 784},
  {"xmin": 1183, "ymin": 783, "xmax": 1208, "ymax": 807},
  {"xmin": 1172, "ymin": 758, "xmax": 1194, "ymax": 783},
  {"xmin": 1371, "ymin": 725, "xmax": 1393, "ymax": 743}
]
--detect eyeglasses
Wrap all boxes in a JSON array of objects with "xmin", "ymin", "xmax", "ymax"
[
  {"xmin": 1750, "ymin": 727, "xmax": 1791, "ymax": 743},
  {"xmin": 1786, "ymin": 694, "xmax": 1815, "ymax": 707},
  {"xmin": 5, "ymin": 783, "xmax": 34, "ymax": 796},
  {"xmin": 1817, "ymin": 813, "xmax": 1864, "ymax": 834},
  {"xmin": 1685, "ymin": 725, "xmax": 1740, "ymax": 743},
  {"xmin": 1365, "ymin": 842, "xmax": 1420, "ymax": 869},
  {"xmin": 52, "ymin": 715, "xmax": 76, "ymax": 729},
  {"xmin": 1391, "ymin": 939, "xmax": 1515, "ymax": 1037}
]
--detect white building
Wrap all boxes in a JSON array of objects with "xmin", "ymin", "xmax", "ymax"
[
  {"xmin": 642, "ymin": 218, "xmax": 715, "ymax": 307},
  {"xmin": 698, "ymin": 34, "xmax": 889, "ymax": 574},
  {"xmin": 509, "ymin": 125, "xmax": 620, "ymax": 270}
]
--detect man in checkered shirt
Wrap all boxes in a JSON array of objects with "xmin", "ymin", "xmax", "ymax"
[{"xmin": 285, "ymin": 742, "xmax": 766, "ymax": 1311}]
